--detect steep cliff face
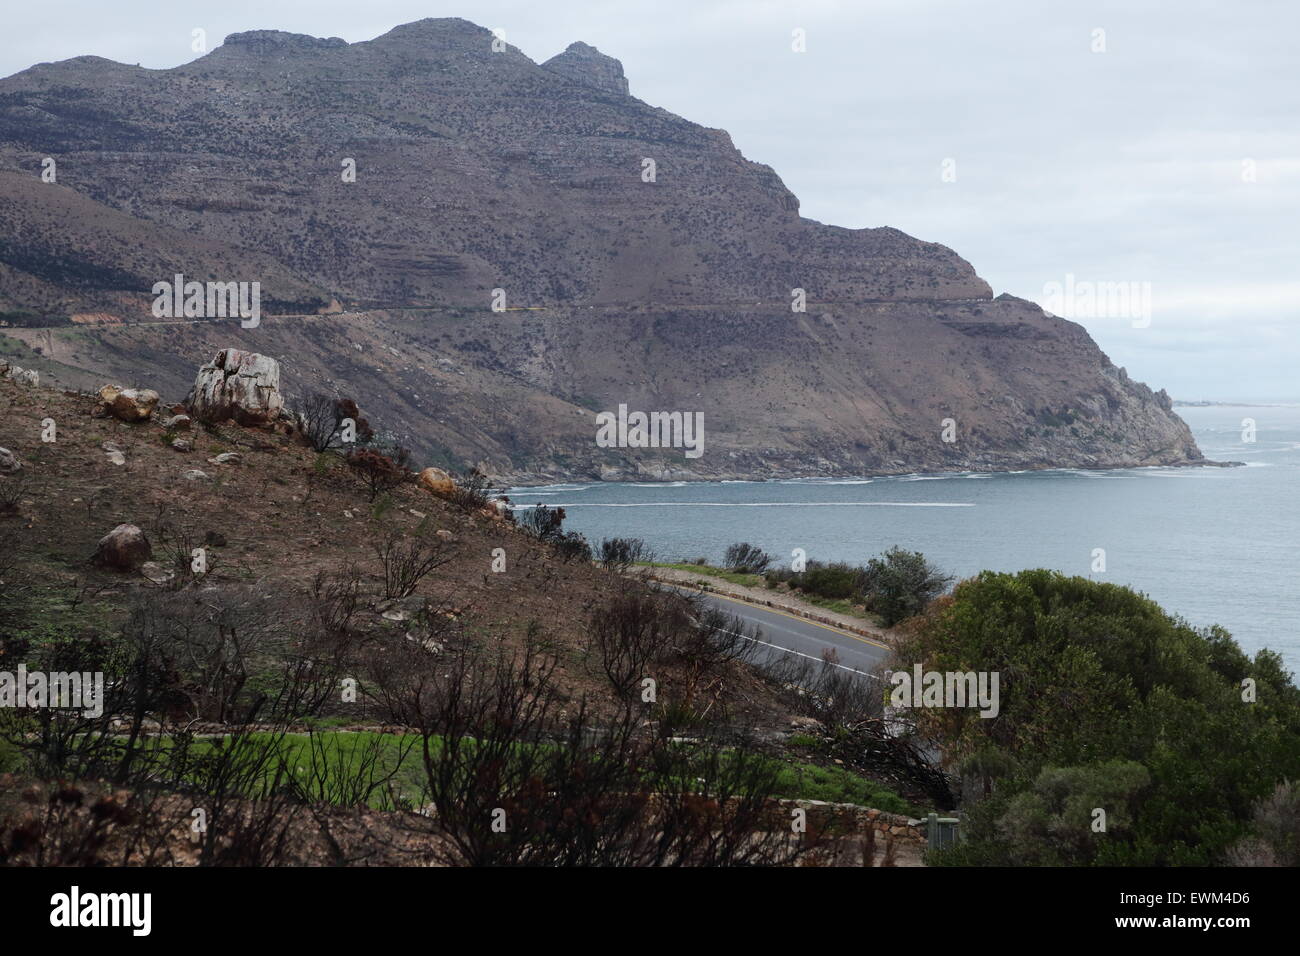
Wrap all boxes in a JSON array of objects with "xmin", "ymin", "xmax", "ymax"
[{"xmin": 0, "ymin": 17, "xmax": 1205, "ymax": 480}]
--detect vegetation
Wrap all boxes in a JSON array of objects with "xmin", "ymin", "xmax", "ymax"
[
  {"xmin": 899, "ymin": 570, "xmax": 1300, "ymax": 865},
  {"xmin": 598, "ymin": 536, "xmax": 652, "ymax": 574},
  {"xmin": 373, "ymin": 527, "xmax": 454, "ymax": 599},
  {"xmin": 517, "ymin": 504, "xmax": 591, "ymax": 562},
  {"xmin": 860, "ymin": 547, "xmax": 953, "ymax": 626},
  {"xmin": 445, "ymin": 466, "xmax": 499, "ymax": 513},
  {"xmin": 293, "ymin": 392, "xmax": 374, "ymax": 452},
  {"xmin": 3, "ymin": 377, "xmax": 1289, "ymax": 869},
  {"xmin": 763, "ymin": 548, "xmax": 952, "ymax": 626},
  {"xmin": 723, "ymin": 542, "xmax": 771, "ymax": 574},
  {"xmin": 345, "ymin": 446, "xmax": 412, "ymax": 501}
]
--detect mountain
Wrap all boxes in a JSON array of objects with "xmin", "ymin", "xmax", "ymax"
[{"xmin": 0, "ymin": 17, "xmax": 1205, "ymax": 481}]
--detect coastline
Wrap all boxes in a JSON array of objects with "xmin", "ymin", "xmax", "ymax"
[{"xmin": 497, "ymin": 457, "xmax": 1244, "ymax": 489}]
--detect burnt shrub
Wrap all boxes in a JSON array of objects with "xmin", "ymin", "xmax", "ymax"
[
  {"xmin": 599, "ymin": 537, "xmax": 652, "ymax": 574},
  {"xmin": 587, "ymin": 587, "xmax": 686, "ymax": 699},
  {"xmin": 294, "ymin": 392, "xmax": 374, "ymax": 453},
  {"xmin": 516, "ymin": 505, "xmax": 590, "ymax": 561},
  {"xmin": 373, "ymin": 529, "xmax": 454, "ymax": 600},
  {"xmin": 346, "ymin": 446, "xmax": 411, "ymax": 501},
  {"xmin": 446, "ymin": 466, "xmax": 496, "ymax": 513},
  {"xmin": 517, "ymin": 504, "xmax": 565, "ymax": 540}
]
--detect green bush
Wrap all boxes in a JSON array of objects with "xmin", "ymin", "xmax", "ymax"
[
  {"xmin": 861, "ymin": 547, "xmax": 951, "ymax": 626},
  {"xmin": 908, "ymin": 570, "xmax": 1300, "ymax": 866},
  {"xmin": 799, "ymin": 563, "xmax": 864, "ymax": 600}
]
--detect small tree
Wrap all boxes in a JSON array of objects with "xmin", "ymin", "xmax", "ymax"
[
  {"xmin": 861, "ymin": 547, "xmax": 952, "ymax": 626},
  {"xmin": 518, "ymin": 505, "xmax": 566, "ymax": 541},
  {"xmin": 295, "ymin": 393, "xmax": 373, "ymax": 453},
  {"xmin": 447, "ymin": 467, "xmax": 496, "ymax": 513},
  {"xmin": 373, "ymin": 529, "xmax": 454, "ymax": 599},
  {"xmin": 554, "ymin": 532, "xmax": 592, "ymax": 564},
  {"xmin": 346, "ymin": 446, "xmax": 412, "ymax": 501},
  {"xmin": 723, "ymin": 542, "xmax": 771, "ymax": 574},
  {"xmin": 587, "ymin": 588, "xmax": 685, "ymax": 699},
  {"xmin": 1228, "ymin": 781, "xmax": 1300, "ymax": 866},
  {"xmin": 599, "ymin": 537, "xmax": 652, "ymax": 574}
]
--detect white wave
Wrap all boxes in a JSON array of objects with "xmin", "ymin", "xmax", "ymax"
[
  {"xmin": 1129, "ymin": 470, "xmax": 1219, "ymax": 479},
  {"xmin": 506, "ymin": 483, "xmax": 592, "ymax": 493}
]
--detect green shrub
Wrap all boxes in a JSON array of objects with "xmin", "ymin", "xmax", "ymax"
[
  {"xmin": 908, "ymin": 570, "xmax": 1300, "ymax": 866},
  {"xmin": 861, "ymin": 547, "xmax": 951, "ymax": 626}
]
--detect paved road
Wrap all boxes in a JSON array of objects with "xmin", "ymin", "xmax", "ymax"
[
  {"xmin": 668, "ymin": 585, "xmax": 891, "ymax": 679},
  {"xmin": 10, "ymin": 297, "xmax": 992, "ymax": 330}
]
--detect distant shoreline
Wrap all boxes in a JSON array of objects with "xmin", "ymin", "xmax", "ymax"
[
  {"xmin": 1174, "ymin": 400, "xmax": 1300, "ymax": 407},
  {"xmin": 501, "ymin": 458, "xmax": 1245, "ymax": 489}
]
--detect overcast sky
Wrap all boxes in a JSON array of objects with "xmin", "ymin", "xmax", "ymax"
[{"xmin": 4, "ymin": 1, "xmax": 1296, "ymax": 400}]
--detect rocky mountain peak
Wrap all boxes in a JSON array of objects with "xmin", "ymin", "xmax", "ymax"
[
  {"xmin": 543, "ymin": 41, "xmax": 630, "ymax": 95},
  {"xmin": 221, "ymin": 30, "xmax": 348, "ymax": 55}
]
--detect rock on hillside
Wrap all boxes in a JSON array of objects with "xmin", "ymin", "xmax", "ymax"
[
  {"xmin": 543, "ymin": 42, "xmax": 631, "ymax": 95},
  {"xmin": 185, "ymin": 349, "xmax": 284, "ymax": 426}
]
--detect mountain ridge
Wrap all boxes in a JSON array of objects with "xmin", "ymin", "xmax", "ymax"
[{"xmin": 0, "ymin": 17, "xmax": 1206, "ymax": 481}]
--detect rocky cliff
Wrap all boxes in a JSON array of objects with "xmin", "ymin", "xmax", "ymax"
[{"xmin": 0, "ymin": 17, "xmax": 1205, "ymax": 480}]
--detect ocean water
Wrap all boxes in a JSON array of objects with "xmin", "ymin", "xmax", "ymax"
[{"xmin": 508, "ymin": 405, "xmax": 1300, "ymax": 672}]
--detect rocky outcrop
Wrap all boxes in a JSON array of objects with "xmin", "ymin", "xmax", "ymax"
[
  {"xmin": 220, "ymin": 30, "xmax": 347, "ymax": 56},
  {"xmin": 185, "ymin": 350, "xmax": 284, "ymax": 426},
  {"xmin": 542, "ymin": 42, "xmax": 630, "ymax": 95},
  {"xmin": 92, "ymin": 523, "xmax": 151, "ymax": 570},
  {"xmin": 2, "ymin": 363, "xmax": 38, "ymax": 387},
  {"xmin": 96, "ymin": 385, "xmax": 159, "ymax": 422},
  {"xmin": 0, "ymin": 447, "xmax": 20, "ymax": 475},
  {"xmin": 418, "ymin": 467, "xmax": 456, "ymax": 498}
]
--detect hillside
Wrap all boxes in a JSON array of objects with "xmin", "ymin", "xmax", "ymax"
[
  {"xmin": 0, "ymin": 368, "xmax": 944, "ymax": 865},
  {"xmin": 0, "ymin": 17, "xmax": 1205, "ymax": 481}
]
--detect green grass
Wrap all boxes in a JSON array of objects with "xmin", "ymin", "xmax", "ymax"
[
  {"xmin": 768, "ymin": 759, "xmax": 920, "ymax": 816},
  {"xmin": 642, "ymin": 561, "xmax": 765, "ymax": 588},
  {"xmin": 4, "ymin": 584, "xmax": 119, "ymax": 651},
  {"xmin": 177, "ymin": 731, "xmax": 919, "ymax": 816},
  {"xmin": 791, "ymin": 592, "xmax": 873, "ymax": 620}
]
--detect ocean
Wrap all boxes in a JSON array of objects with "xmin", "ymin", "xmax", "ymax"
[{"xmin": 508, "ymin": 405, "xmax": 1300, "ymax": 672}]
